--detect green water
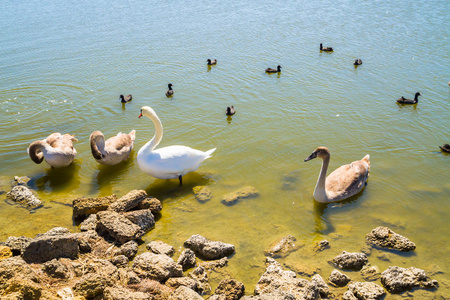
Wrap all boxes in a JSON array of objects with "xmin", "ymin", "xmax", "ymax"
[{"xmin": 0, "ymin": 0, "xmax": 449, "ymax": 297}]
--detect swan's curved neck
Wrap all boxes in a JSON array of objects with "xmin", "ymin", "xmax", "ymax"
[
  {"xmin": 314, "ymin": 155, "xmax": 330, "ymax": 202},
  {"xmin": 414, "ymin": 94, "xmax": 420, "ymax": 101},
  {"xmin": 143, "ymin": 112, "xmax": 163, "ymax": 152}
]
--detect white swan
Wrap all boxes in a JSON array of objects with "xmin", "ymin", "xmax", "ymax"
[
  {"xmin": 137, "ymin": 106, "xmax": 216, "ymax": 185},
  {"xmin": 90, "ymin": 130, "xmax": 136, "ymax": 165},
  {"xmin": 304, "ymin": 146, "xmax": 370, "ymax": 203},
  {"xmin": 28, "ymin": 133, "xmax": 78, "ymax": 168}
]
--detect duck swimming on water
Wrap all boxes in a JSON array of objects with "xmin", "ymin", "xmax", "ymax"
[
  {"xmin": 226, "ymin": 106, "xmax": 236, "ymax": 116},
  {"xmin": 165, "ymin": 83, "xmax": 174, "ymax": 97},
  {"xmin": 320, "ymin": 43, "xmax": 333, "ymax": 51},
  {"xmin": 265, "ymin": 65, "xmax": 282, "ymax": 73},
  {"xmin": 207, "ymin": 59, "xmax": 217, "ymax": 65},
  {"xmin": 397, "ymin": 92, "xmax": 421, "ymax": 104},
  {"xmin": 120, "ymin": 94, "xmax": 132, "ymax": 103}
]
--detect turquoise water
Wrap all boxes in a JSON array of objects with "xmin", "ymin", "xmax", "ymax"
[{"xmin": 0, "ymin": 0, "xmax": 449, "ymax": 297}]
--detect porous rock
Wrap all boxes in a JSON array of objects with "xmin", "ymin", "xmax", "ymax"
[
  {"xmin": 146, "ymin": 240, "xmax": 175, "ymax": 256},
  {"xmin": 96, "ymin": 210, "xmax": 142, "ymax": 244},
  {"xmin": 132, "ymin": 252, "xmax": 183, "ymax": 282},
  {"xmin": 0, "ymin": 246, "xmax": 12, "ymax": 261},
  {"xmin": 343, "ymin": 282, "xmax": 385, "ymax": 300},
  {"xmin": 22, "ymin": 233, "xmax": 79, "ymax": 263},
  {"xmin": 0, "ymin": 257, "xmax": 40, "ymax": 290},
  {"xmin": 2, "ymin": 278, "xmax": 47, "ymax": 299},
  {"xmin": 199, "ymin": 257, "xmax": 228, "ymax": 270},
  {"xmin": 79, "ymin": 214, "xmax": 98, "ymax": 232},
  {"xmin": 13, "ymin": 176, "xmax": 31, "ymax": 186},
  {"xmin": 366, "ymin": 226, "xmax": 416, "ymax": 251},
  {"xmin": 5, "ymin": 236, "xmax": 32, "ymax": 255},
  {"xmin": 177, "ymin": 248, "xmax": 197, "ymax": 271},
  {"xmin": 381, "ymin": 266, "xmax": 438, "ymax": 293},
  {"xmin": 112, "ymin": 240, "xmax": 139, "ymax": 259},
  {"xmin": 124, "ymin": 209, "xmax": 155, "ymax": 235},
  {"xmin": 221, "ymin": 186, "xmax": 258, "ymax": 206},
  {"xmin": 42, "ymin": 258, "xmax": 71, "ymax": 279},
  {"xmin": 138, "ymin": 196, "xmax": 162, "ymax": 214},
  {"xmin": 169, "ymin": 286, "xmax": 203, "ymax": 300},
  {"xmin": 73, "ymin": 195, "xmax": 117, "ymax": 219},
  {"xmin": 103, "ymin": 287, "xmax": 151, "ymax": 300},
  {"xmin": 166, "ymin": 277, "xmax": 198, "ymax": 290},
  {"xmin": 108, "ymin": 190, "xmax": 148, "ymax": 212},
  {"xmin": 264, "ymin": 235, "xmax": 299, "ymax": 258},
  {"xmin": 189, "ymin": 266, "xmax": 210, "ymax": 295},
  {"xmin": 332, "ymin": 251, "xmax": 368, "ymax": 270},
  {"xmin": 73, "ymin": 273, "xmax": 109, "ymax": 298},
  {"xmin": 7, "ymin": 185, "xmax": 42, "ymax": 208},
  {"xmin": 361, "ymin": 264, "xmax": 380, "ymax": 281},
  {"xmin": 184, "ymin": 234, "xmax": 235, "ymax": 260},
  {"xmin": 110, "ymin": 255, "xmax": 129, "ymax": 268},
  {"xmin": 328, "ymin": 269, "xmax": 351, "ymax": 287},
  {"xmin": 213, "ymin": 278, "xmax": 245, "ymax": 300}
]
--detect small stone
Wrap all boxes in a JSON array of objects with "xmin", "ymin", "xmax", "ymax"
[
  {"xmin": 314, "ymin": 239, "xmax": 330, "ymax": 252},
  {"xmin": 137, "ymin": 197, "xmax": 162, "ymax": 214},
  {"xmin": 214, "ymin": 278, "xmax": 245, "ymax": 300},
  {"xmin": 13, "ymin": 176, "xmax": 31, "ymax": 186},
  {"xmin": 361, "ymin": 264, "xmax": 381, "ymax": 281},
  {"xmin": 7, "ymin": 185, "xmax": 42, "ymax": 208},
  {"xmin": 366, "ymin": 226, "xmax": 416, "ymax": 251},
  {"xmin": 332, "ymin": 251, "xmax": 368, "ymax": 270},
  {"xmin": 110, "ymin": 255, "xmax": 129, "ymax": 268}
]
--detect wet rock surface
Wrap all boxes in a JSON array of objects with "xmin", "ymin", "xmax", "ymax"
[
  {"xmin": 212, "ymin": 278, "xmax": 245, "ymax": 300},
  {"xmin": 332, "ymin": 251, "xmax": 368, "ymax": 270},
  {"xmin": 73, "ymin": 195, "xmax": 117, "ymax": 219},
  {"xmin": 184, "ymin": 234, "xmax": 235, "ymax": 260},
  {"xmin": 6, "ymin": 185, "xmax": 42, "ymax": 208},
  {"xmin": 343, "ymin": 281, "xmax": 386, "ymax": 300},
  {"xmin": 328, "ymin": 269, "xmax": 351, "ymax": 287},
  {"xmin": 137, "ymin": 196, "xmax": 162, "ymax": 214},
  {"xmin": 381, "ymin": 266, "xmax": 438, "ymax": 293},
  {"xmin": 108, "ymin": 189, "xmax": 148, "ymax": 213},
  {"xmin": 366, "ymin": 226, "xmax": 416, "ymax": 251},
  {"xmin": 221, "ymin": 186, "xmax": 258, "ymax": 205},
  {"xmin": 146, "ymin": 240, "xmax": 175, "ymax": 256},
  {"xmin": 177, "ymin": 248, "xmax": 197, "ymax": 271}
]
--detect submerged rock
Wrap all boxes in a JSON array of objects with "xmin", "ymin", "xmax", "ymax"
[
  {"xmin": 361, "ymin": 264, "xmax": 381, "ymax": 281},
  {"xmin": 199, "ymin": 257, "xmax": 228, "ymax": 270},
  {"xmin": 221, "ymin": 186, "xmax": 258, "ymax": 206},
  {"xmin": 365, "ymin": 226, "xmax": 416, "ymax": 251},
  {"xmin": 184, "ymin": 234, "xmax": 235, "ymax": 260},
  {"xmin": 332, "ymin": 251, "xmax": 368, "ymax": 270},
  {"xmin": 343, "ymin": 282, "xmax": 385, "ymax": 300},
  {"xmin": 6, "ymin": 185, "xmax": 42, "ymax": 208},
  {"xmin": 314, "ymin": 240, "xmax": 330, "ymax": 252},
  {"xmin": 380, "ymin": 266, "xmax": 438, "ymax": 293},
  {"xmin": 193, "ymin": 186, "xmax": 212, "ymax": 202},
  {"xmin": 264, "ymin": 235, "xmax": 299, "ymax": 258},
  {"xmin": 13, "ymin": 176, "xmax": 31, "ymax": 186},
  {"xmin": 73, "ymin": 195, "xmax": 117, "ymax": 219},
  {"xmin": 328, "ymin": 269, "xmax": 351, "ymax": 287}
]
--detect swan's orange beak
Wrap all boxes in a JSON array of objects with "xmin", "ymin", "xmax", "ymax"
[{"xmin": 138, "ymin": 113, "xmax": 143, "ymax": 118}]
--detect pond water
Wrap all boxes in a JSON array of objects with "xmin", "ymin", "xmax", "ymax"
[{"xmin": 0, "ymin": 0, "xmax": 449, "ymax": 297}]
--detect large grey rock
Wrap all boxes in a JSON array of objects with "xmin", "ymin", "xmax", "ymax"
[
  {"xmin": 5, "ymin": 236, "xmax": 32, "ymax": 255},
  {"xmin": 343, "ymin": 282, "xmax": 385, "ymax": 300},
  {"xmin": 108, "ymin": 190, "xmax": 148, "ymax": 212},
  {"xmin": 221, "ymin": 186, "xmax": 258, "ymax": 206},
  {"xmin": 213, "ymin": 278, "xmax": 245, "ymax": 300},
  {"xmin": 22, "ymin": 233, "xmax": 79, "ymax": 263},
  {"xmin": 365, "ymin": 226, "xmax": 416, "ymax": 251},
  {"xmin": 328, "ymin": 269, "xmax": 351, "ymax": 287},
  {"xmin": 169, "ymin": 286, "xmax": 203, "ymax": 300},
  {"xmin": 124, "ymin": 209, "xmax": 155, "ymax": 236},
  {"xmin": 184, "ymin": 234, "xmax": 235, "ymax": 260},
  {"xmin": 73, "ymin": 195, "xmax": 117, "ymax": 219},
  {"xmin": 264, "ymin": 235, "xmax": 299, "ymax": 258},
  {"xmin": 146, "ymin": 240, "xmax": 174, "ymax": 256},
  {"xmin": 132, "ymin": 252, "xmax": 183, "ymax": 282},
  {"xmin": 96, "ymin": 210, "xmax": 142, "ymax": 244},
  {"xmin": 6, "ymin": 185, "xmax": 42, "ymax": 208},
  {"xmin": 380, "ymin": 266, "xmax": 438, "ymax": 293},
  {"xmin": 177, "ymin": 249, "xmax": 197, "ymax": 271},
  {"xmin": 332, "ymin": 251, "xmax": 368, "ymax": 270}
]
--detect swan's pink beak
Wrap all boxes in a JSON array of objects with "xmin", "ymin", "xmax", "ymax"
[{"xmin": 138, "ymin": 113, "xmax": 143, "ymax": 118}]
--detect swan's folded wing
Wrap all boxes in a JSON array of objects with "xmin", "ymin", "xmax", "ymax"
[{"xmin": 326, "ymin": 161, "xmax": 369, "ymax": 199}]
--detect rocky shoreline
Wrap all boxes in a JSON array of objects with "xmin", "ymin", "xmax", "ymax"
[{"xmin": 0, "ymin": 178, "xmax": 442, "ymax": 299}]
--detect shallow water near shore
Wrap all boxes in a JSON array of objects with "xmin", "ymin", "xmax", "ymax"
[{"xmin": 0, "ymin": 0, "xmax": 449, "ymax": 297}]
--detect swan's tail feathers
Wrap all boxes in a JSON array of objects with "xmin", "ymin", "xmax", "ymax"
[
  {"xmin": 362, "ymin": 154, "xmax": 370, "ymax": 171},
  {"xmin": 205, "ymin": 148, "xmax": 217, "ymax": 158},
  {"xmin": 129, "ymin": 130, "xmax": 136, "ymax": 142}
]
